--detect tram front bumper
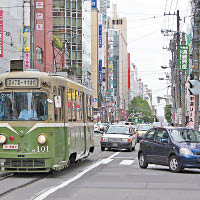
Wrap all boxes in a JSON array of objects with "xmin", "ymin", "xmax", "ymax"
[{"xmin": 0, "ymin": 153, "xmax": 53, "ymax": 172}]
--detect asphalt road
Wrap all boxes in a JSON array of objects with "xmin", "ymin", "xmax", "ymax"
[{"xmin": 1, "ymin": 133, "xmax": 200, "ymax": 200}]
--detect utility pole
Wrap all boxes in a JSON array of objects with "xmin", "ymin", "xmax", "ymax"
[
  {"xmin": 164, "ymin": 10, "xmax": 181, "ymax": 126},
  {"xmin": 181, "ymin": 32, "xmax": 186, "ymax": 127},
  {"xmin": 192, "ymin": 1, "xmax": 200, "ymax": 130},
  {"xmin": 176, "ymin": 10, "xmax": 181, "ymax": 126}
]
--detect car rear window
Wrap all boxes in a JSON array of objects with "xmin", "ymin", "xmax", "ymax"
[{"xmin": 106, "ymin": 126, "xmax": 129, "ymax": 134}]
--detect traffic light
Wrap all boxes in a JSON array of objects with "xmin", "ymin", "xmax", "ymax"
[{"xmin": 188, "ymin": 80, "xmax": 200, "ymax": 95}]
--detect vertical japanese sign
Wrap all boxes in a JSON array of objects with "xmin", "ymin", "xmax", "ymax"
[
  {"xmin": 178, "ymin": 45, "xmax": 189, "ymax": 70},
  {"xmin": 98, "ymin": 25, "xmax": 102, "ymax": 48},
  {"xmin": 99, "ymin": 60, "xmax": 102, "ymax": 83},
  {"xmin": 24, "ymin": 28, "xmax": 30, "ymax": 52},
  {"xmin": 0, "ymin": 10, "xmax": 3, "ymax": 58},
  {"xmin": 188, "ymin": 95, "xmax": 195, "ymax": 128},
  {"xmin": 24, "ymin": 53, "xmax": 30, "ymax": 69}
]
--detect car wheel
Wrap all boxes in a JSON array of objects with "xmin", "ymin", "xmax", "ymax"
[
  {"xmin": 169, "ymin": 155, "xmax": 182, "ymax": 173},
  {"xmin": 101, "ymin": 147, "xmax": 105, "ymax": 151},
  {"xmin": 138, "ymin": 152, "xmax": 148, "ymax": 169}
]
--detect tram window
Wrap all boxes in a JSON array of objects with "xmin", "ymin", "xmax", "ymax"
[
  {"xmin": 76, "ymin": 91, "xmax": 81, "ymax": 121},
  {"xmin": 72, "ymin": 89, "xmax": 77, "ymax": 121},
  {"xmin": 90, "ymin": 96, "xmax": 93, "ymax": 121},
  {"xmin": 53, "ymin": 95, "xmax": 58, "ymax": 121},
  {"xmin": 67, "ymin": 88, "xmax": 72, "ymax": 121},
  {"xmin": 0, "ymin": 92, "xmax": 48, "ymax": 121},
  {"xmin": 59, "ymin": 87, "xmax": 65, "ymax": 121}
]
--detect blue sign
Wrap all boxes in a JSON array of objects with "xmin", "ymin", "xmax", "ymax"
[
  {"xmin": 99, "ymin": 25, "xmax": 102, "ymax": 48},
  {"xmin": 99, "ymin": 60, "xmax": 102, "ymax": 83},
  {"xmin": 93, "ymin": 97, "xmax": 98, "ymax": 103},
  {"xmin": 91, "ymin": 0, "xmax": 97, "ymax": 8}
]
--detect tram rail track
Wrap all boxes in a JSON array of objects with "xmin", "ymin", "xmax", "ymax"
[{"xmin": 0, "ymin": 173, "xmax": 50, "ymax": 198}]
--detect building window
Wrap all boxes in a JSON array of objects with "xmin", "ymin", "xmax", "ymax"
[
  {"xmin": 120, "ymin": 19, "xmax": 123, "ymax": 24},
  {"xmin": 36, "ymin": 47, "xmax": 43, "ymax": 64},
  {"xmin": 112, "ymin": 20, "xmax": 115, "ymax": 25}
]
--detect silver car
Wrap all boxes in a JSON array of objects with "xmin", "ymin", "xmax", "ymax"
[{"xmin": 100, "ymin": 125, "xmax": 137, "ymax": 151}]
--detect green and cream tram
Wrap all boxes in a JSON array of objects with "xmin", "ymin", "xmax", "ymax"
[{"xmin": 0, "ymin": 70, "xmax": 94, "ymax": 172}]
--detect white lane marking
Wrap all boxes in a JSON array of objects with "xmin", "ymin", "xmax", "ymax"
[
  {"xmin": 33, "ymin": 152, "xmax": 120, "ymax": 200},
  {"xmin": 119, "ymin": 160, "xmax": 135, "ymax": 165},
  {"xmin": 114, "ymin": 157, "xmax": 134, "ymax": 159},
  {"xmin": 148, "ymin": 164, "xmax": 156, "ymax": 167},
  {"xmin": 101, "ymin": 158, "xmax": 113, "ymax": 164}
]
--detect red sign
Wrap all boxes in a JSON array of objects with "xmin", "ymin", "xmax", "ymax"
[
  {"xmin": 187, "ymin": 95, "xmax": 195, "ymax": 128},
  {"xmin": 0, "ymin": 10, "xmax": 3, "ymax": 58}
]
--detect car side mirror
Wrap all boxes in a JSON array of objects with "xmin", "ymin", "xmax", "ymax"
[{"xmin": 161, "ymin": 139, "xmax": 168, "ymax": 144}]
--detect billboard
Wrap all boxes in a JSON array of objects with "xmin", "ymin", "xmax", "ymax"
[
  {"xmin": 24, "ymin": 28, "xmax": 30, "ymax": 52},
  {"xmin": 0, "ymin": 10, "xmax": 3, "ymax": 58}
]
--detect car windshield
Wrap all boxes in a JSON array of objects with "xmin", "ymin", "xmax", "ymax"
[
  {"xmin": 138, "ymin": 125, "xmax": 153, "ymax": 131},
  {"xmin": 0, "ymin": 92, "xmax": 48, "ymax": 121},
  {"xmin": 106, "ymin": 126, "xmax": 130, "ymax": 134},
  {"xmin": 170, "ymin": 129, "xmax": 200, "ymax": 143}
]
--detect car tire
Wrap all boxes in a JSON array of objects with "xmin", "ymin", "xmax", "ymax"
[
  {"xmin": 169, "ymin": 155, "xmax": 182, "ymax": 173},
  {"xmin": 101, "ymin": 147, "xmax": 105, "ymax": 151},
  {"xmin": 138, "ymin": 152, "xmax": 148, "ymax": 169}
]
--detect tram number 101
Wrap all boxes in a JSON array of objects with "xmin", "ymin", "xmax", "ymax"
[{"xmin": 33, "ymin": 146, "xmax": 49, "ymax": 152}]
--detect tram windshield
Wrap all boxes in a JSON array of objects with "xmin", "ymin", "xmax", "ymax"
[{"xmin": 0, "ymin": 92, "xmax": 48, "ymax": 121}]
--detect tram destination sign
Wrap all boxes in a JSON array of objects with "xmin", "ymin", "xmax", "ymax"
[{"xmin": 5, "ymin": 78, "xmax": 38, "ymax": 88}]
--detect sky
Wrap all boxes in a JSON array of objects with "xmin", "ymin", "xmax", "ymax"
[{"xmin": 109, "ymin": 0, "xmax": 191, "ymax": 116}]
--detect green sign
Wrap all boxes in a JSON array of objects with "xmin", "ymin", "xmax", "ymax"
[{"xmin": 178, "ymin": 45, "xmax": 189, "ymax": 70}]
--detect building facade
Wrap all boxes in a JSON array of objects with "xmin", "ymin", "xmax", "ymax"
[{"xmin": 108, "ymin": 4, "xmax": 128, "ymax": 117}]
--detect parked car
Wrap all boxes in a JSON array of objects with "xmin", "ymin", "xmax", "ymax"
[
  {"xmin": 94, "ymin": 123, "xmax": 100, "ymax": 133},
  {"xmin": 136, "ymin": 124, "xmax": 153, "ymax": 142},
  {"xmin": 99, "ymin": 123, "xmax": 109, "ymax": 133},
  {"xmin": 153, "ymin": 122, "xmax": 162, "ymax": 127},
  {"xmin": 124, "ymin": 122, "xmax": 135, "ymax": 128},
  {"xmin": 138, "ymin": 127, "xmax": 200, "ymax": 173},
  {"xmin": 100, "ymin": 125, "xmax": 137, "ymax": 151}
]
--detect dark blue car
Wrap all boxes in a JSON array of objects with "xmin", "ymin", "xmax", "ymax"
[{"xmin": 138, "ymin": 127, "xmax": 200, "ymax": 172}]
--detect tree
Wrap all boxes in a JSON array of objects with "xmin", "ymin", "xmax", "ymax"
[
  {"xmin": 128, "ymin": 96, "xmax": 154, "ymax": 123},
  {"xmin": 164, "ymin": 104, "xmax": 172, "ymax": 124}
]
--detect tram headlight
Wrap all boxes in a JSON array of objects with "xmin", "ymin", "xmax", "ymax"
[
  {"xmin": 0, "ymin": 135, "xmax": 6, "ymax": 144},
  {"xmin": 38, "ymin": 134, "xmax": 47, "ymax": 144}
]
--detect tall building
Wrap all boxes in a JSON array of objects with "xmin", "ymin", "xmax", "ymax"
[
  {"xmin": 0, "ymin": 0, "xmax": 24, "ymax": 73},
  {"xmin": 34, "ymin": 0, "xmax": 54, "ymax": 72},
  {"xmin": 53, "ymin": 0, "xmax": 92, "ymax": 85},
  {"xmin": 108, "ymin": 4, "xmax": 128, "ymax": 119}
]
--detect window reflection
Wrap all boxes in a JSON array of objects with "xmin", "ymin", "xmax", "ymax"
[{"xmin": 0, "ymin": 92, "xmax": 48, "ymax": 121}]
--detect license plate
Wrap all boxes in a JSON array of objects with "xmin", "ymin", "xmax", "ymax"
[
  {"xmin": 3, "ymin": 144, "xmax": 18, "ymax": 150},
  {"xmin": 112, "ymin": 143, "xmax": 118, "ymax": 147}
]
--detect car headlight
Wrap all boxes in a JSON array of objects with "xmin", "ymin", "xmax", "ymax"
[
  {"xmin": 122, "ymin": 138, "xmax": 128, "ymax": 142},
  {"xmin": 122, "ymin": 138, "xmax": 131, "ymax": 143},
  {"xmin": 38, "ymin": 134, "xmax": 47, "ymax": 144},
  {"xmin": 179, "ymin": 147, "xmax": 193, "ymax": 156},
  {"xmin": 101, "ymin": 137, "xmax": 108, "ymax": 142},
  {"xmin": 0, "ymin": 135, "xmax": 6, "ymax": 144}
]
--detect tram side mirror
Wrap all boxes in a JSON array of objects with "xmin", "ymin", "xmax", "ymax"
[
  {"xmin": 54, "ymin": 96, "xmax": 61, "ymax": 108},
  {"xmin": 47, "ymin": 99, "xmax": 53, "ymax": 104}
]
